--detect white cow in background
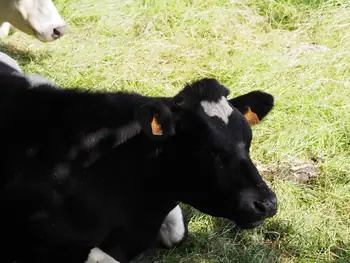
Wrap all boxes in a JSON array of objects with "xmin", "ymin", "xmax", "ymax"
[{"xmin": 0, "ymin": 0, "xmax": 67, "ymax": 42}]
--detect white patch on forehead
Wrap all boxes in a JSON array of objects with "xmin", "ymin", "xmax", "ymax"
[{"xmin": 200, "ymin": 96, "xmax": 233, "ymax": 124}]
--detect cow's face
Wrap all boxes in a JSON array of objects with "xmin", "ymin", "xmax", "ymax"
[
  {"xmin": 168, "ymin": 78, "xmax": 277, "ymax": 229},
  {"xmin": 1, "ymin": 0, "xmax": 67, "ymax": 42}
]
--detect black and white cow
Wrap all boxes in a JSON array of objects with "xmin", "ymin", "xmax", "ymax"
[
  {"xmin": 0, "ymin": 50, "xmax": 186, "ymax": 257},
  {"xmin": 0, "ymin": 0, "xmax": 67, "ymax": 41},
  {"xmin": 0, "ymin": 74, "xmax": 277, "ymax": 263}
]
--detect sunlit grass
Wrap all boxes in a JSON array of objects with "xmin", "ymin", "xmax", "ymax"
[{"xmin": 1, "ymin": 0, "xmax": 349, "ymax": 262}]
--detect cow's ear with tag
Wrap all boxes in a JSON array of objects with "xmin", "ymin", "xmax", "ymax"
[
  {"xmin": 228, "ymin": 91, "xmax": 274, "ymax": 126},
  {"xmin": 136, "ymin": 100, "xmax": 175, "ymax": 140}
]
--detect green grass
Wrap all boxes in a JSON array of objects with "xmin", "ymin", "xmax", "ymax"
[{"xmin": 1, "ymin": 0, "xmax": 349, "ymax": 262}]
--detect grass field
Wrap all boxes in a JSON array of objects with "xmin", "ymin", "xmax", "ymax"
[{"xmin": 1, "ymin": 0, "xmax": 349, "ymax": 262}]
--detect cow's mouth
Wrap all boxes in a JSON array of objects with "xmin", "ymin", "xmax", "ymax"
[{"xmin": 32, "ymin": 27, "xmax": 56, "ymax": 42}]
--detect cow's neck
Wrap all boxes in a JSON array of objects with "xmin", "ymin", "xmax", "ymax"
[
  {"xmin": 16, "ymin": 85, "xmax": 160, "ymax": 131},
  {"xmin": 53, "ymin": 89, "xmax": 154, "ymax": 129},
  {"xmin": 0, "ymin": 2, "xmax": 11, "ymax": 23}
]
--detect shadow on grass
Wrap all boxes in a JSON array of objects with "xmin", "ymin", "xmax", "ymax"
[
  {"xmin": 134, "ymin": 205, "xmax": 350, "ymax": 263},
  {"xmin": 0, "ymin": 42, "xmax": 51, "ymax": 68},
  {"xmin": 134, "ymin": 229, "xmax": 282, "ymax": 263},
  {"xmin": 133, "ymin": 207, "xmax": 296, "ymax": 263}
]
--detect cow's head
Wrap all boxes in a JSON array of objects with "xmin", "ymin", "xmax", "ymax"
[
  {"xmin": 160, "ymin": 78, "xmax": 277, "ymax": 229},
  {"xmin": 1, "ymin": 0, "xmax": 67, "ymax": 42}
]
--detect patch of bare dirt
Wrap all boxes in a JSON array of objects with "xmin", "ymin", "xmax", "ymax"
[
  {"xmin": 257, "ymin": 158, "xmax": 321, "ymax": 183},
  {"xmin": 288, "ymin": 43, "xmax": 330, "ymax": 57}
]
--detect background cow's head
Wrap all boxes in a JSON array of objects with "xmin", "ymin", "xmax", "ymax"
[
  {"xmin": 0, "ymin": 0, "xmax": 67, "ymax": 42},
  {"xmin": 161, "ymin": 78, "xmax": 277, "ymax": 229}
]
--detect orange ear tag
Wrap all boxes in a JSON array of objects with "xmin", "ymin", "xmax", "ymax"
[
  {"xmin": 244, "ymin": 107, "xmax": 260, "ymax": 125},
  {"xmin": 151, "ymin": 115, "xmax": 163, "ymax": 136}
]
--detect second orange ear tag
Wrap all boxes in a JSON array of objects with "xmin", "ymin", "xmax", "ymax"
[
  {"xmin": 244, "ymin": 107, "xmax": 260, "ymax": 125},
  {"xmin": 151, "ymin": 115, "xmax": 163, "ymax": 136}
]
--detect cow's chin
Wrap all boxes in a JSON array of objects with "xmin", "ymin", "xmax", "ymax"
[
  {"xmin": 234, "ymin": 219, "xmax": 264, "ymax": 230},
  {"xmin": 33, "ymin": 30, "xmax": 59, "ymax": 42},
  {"xmin": 228, "ymin": 211, "xmax": 266, "ymax": 229}
]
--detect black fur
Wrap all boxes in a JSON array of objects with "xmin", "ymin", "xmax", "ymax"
[{"xmin": 0, "ymin": 75, "xmax": 277, "ymax": 263}]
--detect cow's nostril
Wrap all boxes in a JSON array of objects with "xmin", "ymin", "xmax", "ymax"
[
  {"xmin": 253, "ymin": 201, "xmax": 266, "ymax": 214},
  {"xmin": 53, "ymin": 28, "xmax": 61, "ymax": 37},
  {"xmin": 52, "ymin": 25, "xmax": 68, "ymax": 38}
]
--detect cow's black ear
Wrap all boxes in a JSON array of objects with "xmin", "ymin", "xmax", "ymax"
[
  {"xmin": 136, "ymin": 100, "xmax": 175, "ymax": 140},
  {"xmin": 228, "ymin": 91, "xmax": 274, "ymax": 126}
]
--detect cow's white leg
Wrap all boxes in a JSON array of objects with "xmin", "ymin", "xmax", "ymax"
[
  {"xmin": 158, "ymin": 205, "xmax": 187, "ymax": 248},
  {"xmin": 86, "ymin": 247, "xmax": 120, "ymax": 263},
  {"xmin": 0, "ymin": 22, "xmax": 11, "ymax": 37}
]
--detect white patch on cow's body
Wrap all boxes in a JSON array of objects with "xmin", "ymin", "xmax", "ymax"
[
  {"xmin": 0, "ymin": 0, "xmax": 67, "ymax": 42},
  {"xmin": 159, "ymin": 205, "xmax": 186, "ymax": 248},
  {"xmin": 200, "ymin": 96, "xmax": 233, "ymax": 124},
  {"xmin": 86, "ymin": 248, "xmax": 119, "ymax": 263}
]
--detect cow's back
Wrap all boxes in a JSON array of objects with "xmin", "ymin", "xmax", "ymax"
[{"xmin": 0, "ymin": 75, "xmax": 179, "ymax": 262}]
